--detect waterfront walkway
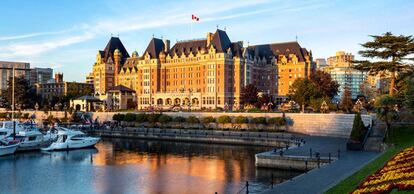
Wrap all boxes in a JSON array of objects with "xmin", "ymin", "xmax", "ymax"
[{"xmin": 260, "ymin": 136, "xmax": 381, "ymax": 194}]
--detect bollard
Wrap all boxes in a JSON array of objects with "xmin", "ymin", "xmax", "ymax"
[
  {"xmin": 271, "ymin": 173, "xmax": 274, "ymax": 188},
  {"xmin": 246, "ymin": 181, "xmax": 249, "ymax": 194},
  {"xmin": 305, "ymin": 160, "xmax": 308, "ymax": 172},
  {"xmin": 329, "ymin": 153, "xmax": 331, "ymax": 163},
  {"xmin": 279, "ymin": 150, "xmax": 284, "ymax": 156},
  {"xmin": 310, "ymin": 148, "xmax": 312, "ymax": 158},
  {"xmin": 215, "ymin": 192, "xmax": 218, "ymax": 194},
  {"xmin": 317, "ymin": 156, "xmax": 320, "ymax": 168},
  {"xmin": 338, "ymin": 149, "xmax": 341, "ymax": 159},
  {"xmin": 285, "ymin": 144, "xmax": 289, "ymax": 150}
]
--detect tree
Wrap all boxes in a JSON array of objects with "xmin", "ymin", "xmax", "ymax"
[
  {"xmin": 1, "ymin": 77, "xmax": 40, "ymax": 110},
  {"xmin": 340, "ymin": 87, "xmax": 353, "ymax": 113},
  {"xmin": 241, "ymin": 84, "xmax": 259, "ymax": 107},
  {"xmin": 353, "ymin": 32, "xmax": 414, "ymax": 96},
  {"xmin": 310, "ymin": 70, "xmax": 339, "ymax": 98},
  {"xmin": 288, "ymin": 78, "xmax": 319, "ymax": 112},
  {"xmin": 375, "ymin": 95, "xmax": 399, "ymax": 140},
  {"xmin": 400, "ymin": 74, "xmax": 414, "ymax": 114}
]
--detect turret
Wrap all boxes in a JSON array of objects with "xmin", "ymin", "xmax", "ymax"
[
  {"xmin": 114, "ymin": 48, "xmax": 122, "ymax": 73},
  {"xmin": 206, "ymin": 32, "xmax": 213, "ymax": 47},
  {"xmin": 132, "ymin": 51, "xmax": 138, "ymax": 58}
]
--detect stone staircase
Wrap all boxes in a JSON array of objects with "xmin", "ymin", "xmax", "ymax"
[{"xmin": 364, "ymin": 122, "xmax": 386, "ymax": 152}]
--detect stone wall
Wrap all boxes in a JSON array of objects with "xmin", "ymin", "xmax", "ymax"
[{"xmin": 16, "ymin": 111, "xmax": 372, "ymax": 138}]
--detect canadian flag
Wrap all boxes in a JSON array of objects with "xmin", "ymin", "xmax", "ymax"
[{"xmin": 192, "ymin": 14, "xmax": 200, "ymax": 21}]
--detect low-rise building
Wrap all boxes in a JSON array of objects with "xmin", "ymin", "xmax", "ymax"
[
  {"xmin": 106, "ymin": 85, "xmax": 136, "ymax": 110},
  {"xmin": 35, "ymin": 73, "xmax": 94, "ymax": 100},
  {"xmin": 70, "ymin": 95, "xmax": 102, "ymax": 112}
]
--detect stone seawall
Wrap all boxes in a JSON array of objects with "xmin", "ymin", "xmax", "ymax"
[{"xmin": 16, "ymin": 111, "xmax": 372, "ymax": 138}]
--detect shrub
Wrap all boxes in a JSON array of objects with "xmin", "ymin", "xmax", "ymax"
[
  {"xmin": 173, "ymin": 116, "xmax": 186, "ymax": 122},
  {"xmin": 147, "ymin": 114, "xmax": 161, "ymax": 123},
  {"xmin": 112, "ymin": 113, "xmax": 124, "ymax": 122},
  {"xmin": 136, "ymin": 113, "xmax": 148, "ymax": 123},
  {"xmin": 202, "ymin": 116, "xmax": 215, "ymax": 123},
  {"xmin": 186, "ymin": 116, "xmax": 199, "ymax": 123},
  {"xmin": 350, "ymin": 113, "xmax": 367, "ymax": 142},
  {"xmin": 251, "ymin": 117, "xmax": 267, "ymax": 124},
  {"xmin": 234, "ymin": 116, "xmax": 248, "ymax": 124},
  {"xmin": 158, "ymin": 115, "xmax": 173, "ymax": 124},
  {"xmin": 217, "ymin": 115, "xmax": 232, "ymax": 124},
  {"xmin": 124, "ymin": 113, "xmax": 136, "ymax": 122},
  {"xmin": 268, "ymin": 117, "xmax": 286, "ymax": 126}
]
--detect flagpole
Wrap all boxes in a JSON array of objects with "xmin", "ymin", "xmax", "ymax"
[{"xmin": 191, "ymin": 20, "xmax": 193, "ymax": 39}]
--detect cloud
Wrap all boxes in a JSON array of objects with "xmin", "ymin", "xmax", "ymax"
[{"xmin": 0, "ymin": 0, "xmax": 277, "ymax": 59}]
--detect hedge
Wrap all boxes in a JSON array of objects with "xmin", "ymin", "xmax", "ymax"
[
  {"xmin": 124, "ymin": 113, "xmax": 136, "ymax": 122},
  {"xmin": 251, "ymin": 117, "xmax": 267, "ymax": 124},
  {"xmin": 147, "ymin": 114, "xmax": 161, "ymax": 123},
  {"xmin": 158, "ymin": 115, "xmax": 173, "ymax": 124},
  {"xmin": 202, "ymin": 116, "xmax": 215, "ymax": 123},
  {"xmin": 186, "ymin": 116, "xmax": 200, "ymax": 123},
  {"xmin": 267, "ymin": 117, "xmax": 286, "ymax": 126},
  {"xmin": 217, "ymin": 115, "xmax": 232, "ymax": 124},
  {"xmin": 234, "ymin": 116, "xmax": 248, "ymax": 124},
  {"xmin": 136, "ymin": 113, "xmax": 148, "ymax": 122},
  {"xmin": 173, "ymin": 116, "xmax": 186, "ymax": 122},
  {"xmin": 112, "ymin": 114, "xmax": 125, "ymax": 122}
]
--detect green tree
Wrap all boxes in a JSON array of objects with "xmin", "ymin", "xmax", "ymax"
[
  {"xmin": 353, "ymin": 32, "xmax": 414, "ymax": 96},
  {"xmin": 217, "ymin": 115, "xmax": 232, "ymax": 124},
  {"xmin": 349, "ymin": 113, "xmax": 367, "ymax": 142},
  {"xmin": 375, "ymin": 95, "xmax": 399, "ymax": 139},
  {"xmin": 403, "ymin": 76, "xmax": 414, "ymax": 114},
  {"xmin": 340, "ymin": 87, "xmax": 353, "ymax": 113},
  {"xmin": 288, "ymin": 78, "xmax": 319, "ymax": 112},
  {"xmin": 1, "ymin": 77, "xmax": 40, "ymax": 109},
  {"xmin": 310, "ymin": 70, "xmax": 339, "ymax": 98}
]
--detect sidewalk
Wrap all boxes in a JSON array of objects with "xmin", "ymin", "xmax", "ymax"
[{"xmin": 260, "ymin": 136, "xmax": 381, "ymax": 194}]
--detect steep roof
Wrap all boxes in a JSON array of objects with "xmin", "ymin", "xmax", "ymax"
[
  {"xmin": 99, "ymin": 37, "xmax": 130, "ymax": 64},
  {"xmin": 248, "ymin": 41, "xmax": 309, "ymax": 62},
  {"xmin": 144, "ymin": 38, "xmax": 165, "ymax": 58},
  {"xmin": 107, "ymin": 85, "xmax": 135, "ymax": 93},
  {"xmin": 210, "ymin": 29, "xmax": 232, "ymax": 52},
  {"xmin": 169, "ymin": 39, "xmax": 206, "ymax": 56}
]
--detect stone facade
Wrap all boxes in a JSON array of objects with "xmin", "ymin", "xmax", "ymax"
[{"xmin": 92, "ymin": 30, "xmax": 314, "ymax": 110}]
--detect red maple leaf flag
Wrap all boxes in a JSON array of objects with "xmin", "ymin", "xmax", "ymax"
[{"xmin": 192, "ymin": 14, "xmax": 200, "ymax": 21}]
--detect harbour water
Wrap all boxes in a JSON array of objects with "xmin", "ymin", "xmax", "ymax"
[{"xmin": 0, "ymin": 138, "xmax": 302, "ymax": 194}]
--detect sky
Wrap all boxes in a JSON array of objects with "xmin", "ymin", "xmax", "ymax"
[{"xmin": 0, "ymin": 0, "xmax": 413, "ymax": 82}]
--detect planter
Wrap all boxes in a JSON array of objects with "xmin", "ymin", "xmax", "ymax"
[{"xmin": 347, "ymin": 140, "xmax": 364, "ymax": 150}]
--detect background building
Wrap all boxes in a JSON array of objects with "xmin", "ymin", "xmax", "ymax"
[
  {"xmin": 315, "ymin": 58, "xmax": 327, "ymax": 70},
  {"xmin": 0, "ymin": 61, "xmax": 30, "ymax": 92},
  {"xmin": 86, "ymin": 72, "xmax": 94, "ymax": 84},
  {"xmin": 35, "ymin": 73, "xmax": 94, "ymax": 100},
  {"xmin": 30, "ymin": 67, "xmax": 53, "ymax": 85},
  {"xmin": 325, "ymin": 51, "xmax": 366, "ymax": 100},
  {"xmin": 92, "ymin": 30, "xmax": 313, "ymax": 110}
]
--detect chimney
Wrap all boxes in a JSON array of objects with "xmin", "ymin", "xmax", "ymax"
[
  {"xmin": 163, "ymin": 39, "xmax": 170, "ymax": 52},
  {"xmin": 55, "ymin": 73, "xmax": 63, "ymax": 83},
  {"xmin": 206, "ymin": 32, "xmax": 213, "ymax": 46}
]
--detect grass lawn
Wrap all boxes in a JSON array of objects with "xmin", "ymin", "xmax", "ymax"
[{"xmin": 325, "ymin": 125, "xmax": 414, "ymax": 194}]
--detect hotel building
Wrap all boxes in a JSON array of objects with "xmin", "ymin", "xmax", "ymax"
[{"xmin": 92, "ymin": 29, "xmax": 314, "ymax": 110}]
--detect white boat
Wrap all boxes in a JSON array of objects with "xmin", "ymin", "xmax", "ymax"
[
  {"xmin": 0, "ymin": 139, "xmax": 20, "ymax": 156},
  {"xmin": 41, "ymin": 127, "xmax": 100, "ymax": 151},
  {"xmin": 0, "ymin": 121, "xmax": 24, "ymax": 139},
  {"xmin": 10, "ymin": 130, "xmax": 54, "ymax": 151}
]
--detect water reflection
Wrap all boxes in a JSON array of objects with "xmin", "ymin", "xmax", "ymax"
[{"xmin": 0, "ymin": 138, "xmax": 302, "ymax": 194}]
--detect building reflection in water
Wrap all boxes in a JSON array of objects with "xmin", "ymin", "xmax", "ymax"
[
  {"xmin": 91, "ymin": 138, "xmax": 302, "ymax": 194},
  {"xmin": 0, "ymin": 138, "xmax": 302, "ymax": 194}
]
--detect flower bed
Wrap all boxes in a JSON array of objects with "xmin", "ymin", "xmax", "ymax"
[{"xmin": 352, "ymin": 147, "xmax": 414, "ymax": 193}]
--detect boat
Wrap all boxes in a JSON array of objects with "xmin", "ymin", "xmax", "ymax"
[
  {"xmin": 10, "ymin": 130, "xmax": 54, "ymax": 151},
  {"xmin": 0, "ymin": 121, "xmax": 25, "ymax": 139},
  {"xmin": 41, "ymin": 127, "xmax": 100, "ymax": 151},
  {"xmin": 0, "ymin": 139, "xmax": 20, "ymax": 156}
]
